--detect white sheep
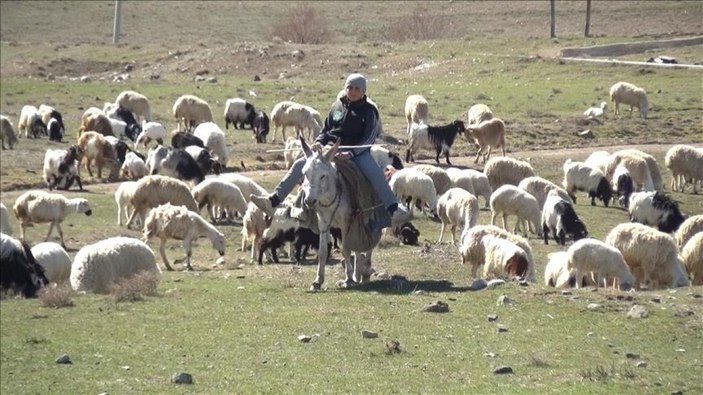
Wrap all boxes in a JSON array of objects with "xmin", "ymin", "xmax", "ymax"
[
  {"xmin": 489, "ymin": 185, "xmax": 542, "ymax": 238},
  {"xmin": 270, "ymin": 100, "xmax": 321, "ymax": 142},
  {"xmin": 241, "ymin": 201, "xmax": 268, "ymax": 263},
  {"xmin": 583, "ymin": 150, "xmax": 610, "ymax": 175},
  {"xmin": 517, "ymin": 176, "xmax": 573, "ymax": 210},
  {"xmin": 609, "ymin": 81, "xmax": 648, "ymax": 119},
  {"xmin": 223, "ymin": 97, "xmax": 255, "ymax": 130},
  {"xmin": 284, "ymin": 137, "xmax": 303, "ymax": 169},
  {"xmin": 1, "ymin": 114, "xmax": 19, "ymax": 149},
  {"xmin": 404, "ymin": 94, "xmax": 429, "ymax": 134},
  {"xmin": 120, "ymin": 151, "xmax": 148, "ymax": 180},
  {"xmin": 566, "ymin": 238, "xmax": 634, "ymax": 290},
  {"xmin": 125, "ymin": 175, "xmax": 199, "ymax": 230},
  {"xmin": 444, "ymin": 167, "xmax": 476, "ymax": 195},
  {"xmin": 217, "ymin": 172, "xmax": 268, "ymax": 204},
  {"xmin": 115, "ymin": 90, "xmax": 152, "ymax": 122},
  {"xmin": 612, "ymin": 148, "xmax": 663, "ymax": 192},
  {"xmin": 18, "ymin": 105, "xmax": 46, "ymax": 138},
  {"xmin": 436, "ymin": 188, "xmax": 479, "ymax": 244},
  {"xmin": 464, "ymin": 118, "xmax": 506, "ymax": 164},
  {"xmin": 173, "ymin": 94, "xmax": 213, "ymax": 131},
  {"xmin": 30, "ymin": 242, "xmax": 71, "ymax": 284},
  {"xmin": 1, "ymin": 202, "xmax": 13, "ymax": 235},
  {"xmin": 562, "ymin": 159, "xmax": 612, "ymax": 207},
  {"xmin": 467, "ymin": 103, "xmax": 494, "ymax": 125},
  {"xmin": 541, "ymin": 189, "xmax": 588, "ymax": 245},
  {"xmin": 484, "ymin": 156, "xmax": 535, "ymax": 191},
  {"xmin": 458, "ymin": 225, "xmax": 534, "ymax": 281},
  {"xmin": 135, "ymin": 121, "xmax": 167, "ymax": 149},
  {"xmin": 665, "ymin": 144, "xmax": 703, "ymax": 194},
  {"xmin": 605, "ymin": 222, "xmax": 689, "ymax": 289},
  {"xmin": 413, "ymin": 164, "xmax": 452, "ymax": 196},
  {"xmin": 115, "ymin": 181, "xmax": 138, "ymax": 226},
  {"xmin": 674, "ymin": 215, "xmax": 703, "ymax": 249},
  {"xmin": 583, "ymin": 101, "xmax": 608, "ymax": 121},
  {"xmin": 144, "ymin": 145, "xmax": 171, "ymax": 175},
  {"xmin": 544, "ymin": 252, "xmax": 575, "ymax": 288},
  {"xmin": 70, "ymin": 237, "xmax": 160, "ymax": 294},
  {"xmin": 681, "ymin": 232, "xmax": 703, "ymax": 285},
  {"xmin": 142, "ymin": 203, "xmax": 226, "ymax": 271},
  {"xmin": 482, "ymin": 235, "xmax": 531, "ymax": 280},
  {"xmin": 193, "ymin": 122, "xmax": 228, "ymax": 166},
  {"xmin": 13, "ymin": 190, "xmax": 92, "ymax": 247},
  {"xmin": 389, "ymin": 167, "xmax": 438, "ymax": 217},
  {"xmin": 605, "ymin": 151, "xmax": 654, "ymax": 192},
  {"xmin": 191, "ymin": 179, "xmax": 248, "ymax": 223}
]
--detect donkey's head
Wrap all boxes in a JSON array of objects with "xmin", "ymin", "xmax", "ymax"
[{"xmin": 300, "ymin": 136, "xmax": 340, "ymax": 208}]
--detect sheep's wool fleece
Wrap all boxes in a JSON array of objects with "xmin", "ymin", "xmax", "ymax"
[{"xmin": 345, "ymin": 73, "xmax": 367, "ymax": 93}]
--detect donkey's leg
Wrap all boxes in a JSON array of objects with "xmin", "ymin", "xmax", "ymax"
[{"xmin": 312, "ymin": 226, "xmax": 331, "ymax": 291}]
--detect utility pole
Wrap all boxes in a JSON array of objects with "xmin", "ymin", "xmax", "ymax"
[
  {"xmin": 550, "ymin": 0, "xmax": 556, "ymax": 38},
  {"xmin": 585, "ymin": 0, "xmax": 592, "ymax": 37},
  {"xmin": 113, "ymin": 0, "xmax": 122, "ymax": 44}
]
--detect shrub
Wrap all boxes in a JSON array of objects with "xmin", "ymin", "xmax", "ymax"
[
  {"xmin": 38, "ymin": 284, "xmax": 74, "ymax": 308},
  {"xmin": 110, "ymin": 271, "xmax": 159, "ymax": 302},
  {"xmin": 385, "ymin": 6, "xmax": 451, "ymax": 42},
  {"xmin": 270, "ymin": 3, "xmax": 331, "ymax": 44}
]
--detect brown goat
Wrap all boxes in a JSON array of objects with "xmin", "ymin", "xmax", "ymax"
[
  {"xmin": 76, "ymin": 131, "xmax": 120, "ymax": 180},
  {"xmin": 79, "ymin": 113, "xmax": 113, "ymax": 138}
]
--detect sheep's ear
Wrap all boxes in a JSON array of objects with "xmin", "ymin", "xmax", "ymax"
[
  {"xmin": 300, "ymin": 135, "xmax": 313, "ymax": 158},
  {"xmin": 324, "ymin": 138, "xmax": 341, "ymax": 162}
]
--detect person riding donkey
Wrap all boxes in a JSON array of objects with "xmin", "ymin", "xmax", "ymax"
[{"xmin": 251, "ymin": 73, "xmax": 408, "ymax": 231}]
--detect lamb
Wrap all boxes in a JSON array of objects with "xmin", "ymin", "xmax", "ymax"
[
  {"xmin": 484, "ymin": 156, "xmax": 535, "ymax": 191},
  {"xmin": 13, "ymin": 190, "xmax": 92, "ymax": 248},
  {"xmin": 436, "ymin": 188, "xmax": 479, "ymax": 244},
  {"xmin": 125, "ymin": 175, "xmax": 199, "ymax": 230},
  {"xmin": 143, "ymin": 203, "xmax": 226, "ymax": 271},
  {"xmin": 464, "ymin": 118, "xmax": 506, "ymax": 164},
  {"xmin": 76, "ymin": 131, "xmax": 120, "ymax": 180},
  {"xmin": 17, "ymin": 105, "xmax": 47, "ymax": 138},
  {"xmin": 406, "ymin": 120, "xmax": 465, "ymax": 165},
  {"xmin": 257, "ymin": 206, "xmax": 331, "ymax": 265},
  {"xmin": 79, "ymin": 112, "xmax": 114, "ymax": 137},
  {"xmin": 135, "ymin": 121, "xmax": 167, "ymax": 149},
  {"xmin": 389, "ymin": 167, "xmax": 438, "ymax": 217},
  {"xmin": 481, "ymin": 235, "xmax": 530, "ymax": 280},
  {"xmin": 562, "ymin": 159, "xmax": 612, "ymax": 207},
  {"xmin": 115, "ymin": 90, "xmax": 152, "ymax": 122},
  {"xmin": 0, "ymin": 233, "xmax": 48, "ymax": 297},
  {"xmin": 191, "ymin": 179, "xmax": 248, "ymax": 223},
  {"xmin": 489, "ymin": 185, "xmax": 543, "ymax": 238},
  {"xmin": 217, "ymin": 172, "xmax": 268, "ymax": 204},
  {"xmin": 42, "ymin": 145, "xmax": 83, "ymax": 191},
  {"xmin": 517, "ymin": 176, "xmax": 573, "ymax": 210},
  {"xmin": 193, "ymin": 122, "xmax": 228, "ymax": 166},
  {"xmin": 628, "ymin": 191, "xmax": 685, "ymax": 233},
  {"xmin": 173, "ymin": 94, "xmax": 213, "ymax": 132},
  {"xmin": 681, "ymin": 232, "xmax": 703, "ymax": 285},
  {"xmin": 674, "ymin": 215, "xmax": 703, "ymax": 248},
  {"xmin": 38, "ymin": 104, "xmax": 65, "ymax": 137},
  {"xmin": 412, "ymin": 164, "xmax": 452, "ymax": 195},
  {"xmin": 224, "ymin": 98, "xmax": 256, "ymax": 130},
  {"xmin": 120, "ymin": 151, "xmax": 148, "ymax": 180},
  {"xmin": 30, "ymin": 242, "xmax": 71, "ymax": 284},
  {"xmin": 184, "ymin": 145, "xmax": 221, "ymax": 176},
  {"xmin": 158, "ymin": 149, "xmax": 206, "ymax": 185},
  {"xmin": 70, "ymin": 237, "xmax": 159, "ymax": 294},
  {"xmin": 566, "ymin": 238, "xmax": 634, "ymax": 290},
  {"xmin": 171, "ymin": 131, "xmax": 205, "ymax": 149},
  {"xmin": 605, "ymin": 222, "xmax": 689, "ymax": 289},
  {"xmin": 665, "ymin": 144, "xmax": 703, "ymax": 194},
  {"xmin": 370, "ymin": 145, "xmax": 403, "ymax": 171},
  {"xmin": 115, "ymin": 181, "xmax": 138, "ymax": 226},
  {"xmin": 467, "ymin": 103, "xmax": 494, "ymax": 125},
  {"xmin": 241, "ymin": 202, "xmax": 269, "ymax": 263},
  {"xmin": 583, "ymin": 101, "xmax": 608, "ymax": 122},
  {"xmin": 541, "ymin": 189, "xmax": 588, "ymax": 245},
  {"xmin": 609, "ymin": 81, "xmax": 648, "ymax": 119},
  {"xmin": 270, "ymin": 100, "xmax": 321, "ymax": 142},
  {"xmin": 458, "ymin": 225, "xmax": 534, "ymax": 281},
  {"xmin": 612, "ymin": 165, "xmax": 635, "ymax": 209},
  {"xmin": 1, "ymin": 202, "xmax": 13, "ymax": 235},
  {"xmin": 404, "ymin": 94, "xmax": 429, "ymax": 134},
  {"xmin": 252, "ymin": 110, "xmax": 270, "ymax": 143},
  {"xmin": 1, "ymin": 114, "xmax": 19, "ymax": 149}
]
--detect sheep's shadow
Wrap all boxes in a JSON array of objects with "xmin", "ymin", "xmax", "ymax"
[{"xmin": 350, "ymin": 275, "xmax": 472, "ymax": 294}]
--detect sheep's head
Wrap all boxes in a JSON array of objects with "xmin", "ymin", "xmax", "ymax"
[
  {"xmin": 212, "ymin": 234, "xmax": 226, "ymax": 257},
  {"xmin": 74, "ymin": 198, "xmax": 92, "ymax": 216}
]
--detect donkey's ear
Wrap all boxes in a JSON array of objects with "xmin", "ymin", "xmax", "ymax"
[
  {"xmin": 300, "ymin": 134, "xmax": 312, "ymax": 158},
  {"xmin": 324, "ymin": 138, "xmax": 341, "ymax": 162}
]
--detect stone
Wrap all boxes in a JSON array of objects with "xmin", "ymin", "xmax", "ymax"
[
  {"xmin": 636, "ymin": 361, "xmax": 647, "ymax": 368},
  {"xmin": 56, "ymin": 354, "xmax": 72, "ymax": 364},
  {"xmin": 579, "ymin": 129, "xmax": 594, "ymax": 139},
  {"xmin": 651, "ymin": 295, "xmax": 662, "ymax": 303},
  {"xmin": 422, "ymin": 301, "xmax": 449, "ymax": 313},
  {"xmin": 497, "ymin": 295, "xmax": 512, "ymax": 305},
  {"xmin": 561, "ymin": 290, "xmax": 572, "ymax": 296},
  {"xmin": 469, "ymin": 278, "xmax": 487, "ymax": 291},
  {"xmin": 493, "ymin": 365, "xmax": 513, "ymax": 374},
  {"xmin": 587, "ymin": 303, "xmax": 601, "ymax": 310},
  {"xmin": 207, "ymin": 77, "xmax": 218, "ymax": 83},
  {"xmin": 80, "ymin": 75, "xmax": 91, "ymax": 82},
  {"xmin": 171, "ymin": 372, "xmax": 193, "ymax": 384},
  {"xmin": 627, "ymin": 305, "xmax": 648, "ymax": 319},
  {"xmin": 298, "ymin": 335, "xmax": 312, "ymax": 343},
  {"xmin": 253, "ymin": 75, "xmax": 261, "ymax": 81},
  {"xmin": 626, "ymin": 352, "xmax": 640, "ymax": 359},
  {"xmin": 385, "ymin": 340, "xmax": 401, "ymax": 354},
  {"xmin": 486, "ymin": 279, "xmax": 506, "ymax": 289},
  {"xmin": 194, "ymin": 75, "xmax": 206, "ymax": 82},
  {"xmin": 484, "ymin": 352, "xmax": 498, "ymax": 358},
  {"xmin": 124, "ymin": 64, "xmax": 134, "ymax": 72},
  {"xmin": 518, "ymin": 280, "xmax": 529, "ymax": 286},
  {"xmin": 487, "ymin": 314, "xmax": 498, "ymax": 322},
  {"xmin": 497, "ymin": 325, "xmax": 508, "ymax": 333},
  {"xmin": 361, "ymin": 330, "xmax": 378, "ymax": 339}
]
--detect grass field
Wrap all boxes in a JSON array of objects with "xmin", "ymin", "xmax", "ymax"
[{"xmin": 1, "ymin": 1, "xmax": 703, "ymax": 393}]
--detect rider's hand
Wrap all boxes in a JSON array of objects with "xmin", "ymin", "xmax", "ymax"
[{"xmin": 335, "ymin": 151, "xmax": 352, "ymax": 161}]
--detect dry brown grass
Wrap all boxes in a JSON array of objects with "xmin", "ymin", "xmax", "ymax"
[
  {"xmin": 109, "ymin": 271, "xmax": 160, "ymax": 302},
  {"xmin": 38, "ymin": 284, "xmax": 74, "ymax": 308}
]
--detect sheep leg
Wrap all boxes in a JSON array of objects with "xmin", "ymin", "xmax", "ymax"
[
  {"xmin": 490, "ymin": 211, "xmax": 497, "ymax": 226},
  {"xmin": 45, "ymin": 222, "xmax": 56, "ymax": 243},
  {"xmin": 20, "ymin": 222, "xmax": 28, "ymax": 242},
  {"xmin": 450, "ymin": 225, "xmax": 457, "ymax": 245},
  {"xmin": 55, "ymin": 222, "xmax": 66, "ymax": 248},
  {"xmin": 473, "ymin": 148, "xmax": 482, "ymax": 164},
  {"xmin": 159, "ymin": 239, "xmax": 174, "ymax": 271},
  {"xmin": 438, "ymin": 223, "xmax": 446, "ymax": 244},
  {"xmin": 125, "ymin": 208, "xmax": 139, "ymax": 230},
  {"xmin": 542, "ymin": 224, "xmax": 549, "ymax": 245},
  {"xmin": 502, "ymin": 213, "xmax": 509, "ymax": 232}
]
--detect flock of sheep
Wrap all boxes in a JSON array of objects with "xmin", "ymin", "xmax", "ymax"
[{"xmin": 0, "ymin": 79, "xmax": 701, "ymax": 298}]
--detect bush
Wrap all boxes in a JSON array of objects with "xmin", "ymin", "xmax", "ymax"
[
  {"xmin": 270, "ymin": 3, "xmax": 331, "ymax": 44},
  {"xmin": 385, "ymin": 6, "xmax": 451, "ymax": 42},
  {"xmin": 110, "ymin": 271, "xmax": 159, "ymax": 302},
  {"xmin": 38, "ymin": 284, "xmax": 74, "ymax": 308}
]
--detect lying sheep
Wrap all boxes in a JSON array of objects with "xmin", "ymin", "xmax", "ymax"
[
  {"xmin": 605, "ymin": 222, "xmax": 688, "ymax": 289},
  {"xmin": 115, "ymin": 90, "xmax": 152, "ymax": 122},
  {"xmin": 18, "ymin": 105, "xmax": 47, "ymax": 138},
  {"xmin": 583, "ymin": 101, "xmax": 608, "ymax": 122},
  {"xmin": 43, "ymin": 145, "xmax": 83, "ymax": 191},
  {"xmin": 125, "ymin": 175, "xmax": 199, "ymax": 230},
  {"xmin": 389, "ymin": 167, "xmax": 438, "ymax": 217},
  {"xmin": 30, "ymin": 242, "xmax": 71, "ymax": 284},
  {"xmin": 517, "ymin": 176, "xmax": 573, "ymax": 210},
  {"xmin": 0, "ymin": 233, "xmax": 48, "ymax": 297},
  {"xmin": 609, "ymin": 81, "xmax": 648, "ymax": 119},
  {"xmin": 562, "ymin": 159, "xmax": 612, "ymax": 207},
  {"xmin": 482, "ymin": 235, "xmax": 530, "ymax": 280},
  {"xmin": 406, "ymin": 120, "xmax": 465, "ymax": 165},
  {"xmin": 1, "ymin": 114, "xmax": 19, "ymax": 149},
  {"xmin": 1, "ymin": 202, "xmax": 14, "ymax": 235},
  {"xmin": 120, "ymin": 151, "xmax": 148, "ymax": 180},
  {"xmin": 681, "ymin": 232, "xmax": 703, "ymax": 285},
  {"xmin": 628, "ymin": 191, "xmax": 685, "ymax": 233},
  {"xmin": 115, "ymin": 181, "xmax": 138, "ymax": 226},
  {"xmin": 193, "ymin": 122, "xmax": 228, "ymax": 167},
  {"xmin": 541, "ymin": 189, "xmax": 588, "ymax": 245},
  {"xmin": 458, "ymin": 225, "xmax": 534, "ymax": 281},
  {"xmin": 484, "ymin": 156, "xmax": 535, "ymax": 191},
  {"xmin": 404, "ymin": 94, "xmax": 429, "ymax": 134},
  {"xmin": 490, "ymin": 185, "xmax": 542, "ymax": 238},
  {"xmin": 70, "ymin": 237, "xmax": 159, "ymax": 294},
  {"xmin": 13, "ymin": 190, "xmax": 92, "ymax": 248},
  {"xmin": 270, "ymin": 100, "xmax": 321, "ymax": 142},
  {"xmin": 665, "ymin": 144, "xmax": 703, "ymax": 194},
  {"xmin": 465, "ymin": 118, "xmax": 506, "ymax": 164},
  {"xmin": 675, "ymin": 215, "xmax": 703, "ymax": 249},
  {"xmin": 77, "ymin": 131, "xmax": 120, "ymax": 180},
  {"xmin": 173, "ymin": 94, "xmax": 213, "ymax": 132},
  {"xmin": 143, "ymin": 203, "xmax": 226, "ymax": 271},
  {"xmin": 224, "ymin": 98, "xmax": 256, "ymax": 130},
  {"xmin": 566, "ymin": 238, "xmax": 634, "ymax": 290},
  {"xmin": 467, "ymin": 103, "xmax": 494, "ymax": 125},
  {"xmin": 191, "ymin": 179, "xmax": 248, "ymax": 223},
  {"xmin": 436, "ymin": 188, "xmax": 479, "ymax": 244}
]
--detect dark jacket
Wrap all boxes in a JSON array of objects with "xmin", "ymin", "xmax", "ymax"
[{"xmin": 315, "ymin": 96, "xmax": 379, "ymax": 157}]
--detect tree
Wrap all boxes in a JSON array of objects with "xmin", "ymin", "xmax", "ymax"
[
  {"xmin": 550, "ymin": 0, "xmax": 556, "ymax": 38},
  {"xmin": 585, "ymin": 0, "xmax": 592, "ymax": 37}
]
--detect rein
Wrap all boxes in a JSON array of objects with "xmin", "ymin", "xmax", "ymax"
[{"xmin": 316, "ymin": 175, "xmax": 343, "ymax": 222}]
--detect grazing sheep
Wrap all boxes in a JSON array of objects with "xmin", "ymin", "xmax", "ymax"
[
  {"xmin": 79, "ymin": 112, "xmax": 114, "ymax": 137},
  {"xmin": 125, "ymin": 175, "xmax": 198, "ymax": 230},
  {"xmin": 583, "ymin": 150, "xmax": 611, "ymax": 175},
  {"xmin": 13, "ymin": 190, "xmax": 92, "ymax": 247},
  {"xmin": 143, "ymin": 203, "xmax": 226, "ymax": 271},
  {"xmin": 517, "ymin": 176, "xmax": 573, "ymax": 210},
  {"xmin": 270, "ymin": 100, "xmax": 321, "ymax": 142},
  {"xmin": 193, "ymin": 122, "xmax": 228, "ymax": 167},
  {"xmin": 252, "ymin": 110, "xmax": 270, "ymax": 143},
  {"xmin": 1, "ymin": 114, "xmax": 19, "ymax": 149},
  {"xmin": 184, "ymin": 145, "xmax": 221, "ymax": 176},
  {"xmin": 490, "ymin": 185, "xmax": 542, "ymax": 238},
  {"xmin": 18, "ymin": 105, "xmax": 47, "ymax": 138},
  {"xmin": 406, "ymin": 120, "xmax": 465, "ymax": 165},
  {"xmin": 436, "ymin": 188, "xmax": 479, "ymax": 244},
  {"xmin": 42, "ymin": 146, "xmax": 83, "ymax": 191},
  {"xmin": 0, "ymin": 233, "xmax": 48, "ymax": 297},
  {"xmin": 115, "ymin": 90, "xmax": 152, "ymax": 122},
  {"xmin": 605, "ymin": 222, "xmax": 688, "ymax": 289},
  {"xmin": 413, "ymin": 164, "xmax": 452, "ymax": 196},
  {"xmin": 612, "ymin": 149, "xmax": 663, "ymax": 192},
  {"xmin": 120, "ymin": 151, "xmax": 148, "ymax": 180},
  {"xmin": 173, "ymin": 94, "xmax": 213, "ymax": 132},
  {"xmin": 681, "ymin": 232, "xmax": 703, "ymax": 285},
  {"xmin": 241, "ymin": 202, "xmax": 269, "ymax": 263},
  {"xmin": 449, "ymin": 168, "xmax": 493, "ymax": 209},
  {"xmin": 70, "ymin": 237, "xmax": 159, "ymax": 294},
  {"xmin": 612, "ymin": 165, "xmax": 635, "ymax": 209},
  {"xmin": 628, "ymin": 191, "xmax": 685, "ymax": 233},
  {"xmin": 191, "ymin": 179, "xmax": 248, "ymax": 223},
  {"xmin": 583, "ymin": 101, "xmax": 608, "ymax": 122},
  {"xmin": 389, "ymin": 167, "xmax": 438, "ymax": 217},
  {"xmin": 224, "ymin": 98, "xmax": 256, "ymax": 130},
  {"xmin": 566, "ymin": 238, "xmax": 634, "ymax": 290},
  {"xmin": 482, "ymin": 235, "xmax": 530, "ymax": 280},
  {"xmin": 665, "ymin": 144, "xmax": 703, "ymax": 194},
  {"xmin": 1, "ymin": 202, "xmax": 13, "ymax": 235},
  {"xmin": 217, "ymin": 172, "xmax": 268, "ymax": 204},
  {"xmin": 484, "ymin": 156, "xmax": 535, "ymax": 191},
  {"xmin": 370, "ymin": 145, "xmax": 403, "ymax": 171},
  {"xmin": 465, "ymin": 118, "xmax": 506, "ymax": 164},
  {"xmin": 30, "ymin": 242, "xmax": 71, "ymax": 284},
  {"xmin": 541, "ymin": 189, "xmax": 588, "ymax": 245},
  {"xmin": 76, "ymin": 131, "xmax": 120, "ymax": 180},
  {"xmin": 458, "ymin": 225, "xmax": 534, "ymax": 281},
  {"xmin": 38, "ymin": 104, "xmax": 65, "ymax": 136},
  {"xmin": 605, "ymin": 150, "xmax": 655, "ymax": 192},
  {"xmin": 675, "ymin": 215, "xmax": 703, "ymax": 249},
  {"xmin": 445, "ymin": 167, "xmax": 476, "ymax": 195},
  {"xmin": 171, "ymin": 131, "xmax": 205, "ymax": 149},
  {"xmin": 467, "ymin": 103, "xmax": 494, "ymax": 125},
  {"xmin": 404, "ymin": 94, "xmax": 429, "ymax": 134},
  {"xmin": 544, "ymin": 252, "xmax": 576, "ymax": 288},
  {"xmin": 46, "ymin": 118, "xmax": 63, "ymax": 142},
  {"xmin": 562, "ymin": 159, "xmax": 612, "ymax": 207},
  {"xmin": 609, "ymin": 81, "xmax": 648, "ymax": 119},
  {"xmin": 135, "ymin": 121, "xmax": 167, "ymax": 149},
  {"xmin": 158, "ymin": 149, "xmax": 206, "ymax": 185}
]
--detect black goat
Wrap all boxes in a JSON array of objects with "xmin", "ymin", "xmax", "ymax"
[
  {"xmin": 161, "ymin": 149, "xmax": 206, "ymax": 184},
  {"xmin": 252, "ymin": 111, "xmax": 270, "ymax": 143},
  {"xmin": 171, "ymin": 132, "xmax": 205, "ymax": 149},
  {"xmin": 0, "ymin": 234, "xmax": 49, "ymax": 298},
  {"xmin": 406, "ymin": 120, "xmax": 465, "ymax": 165},
  {"xmin": 543, "ymin": 200, "xmax": 588, "ymax": 246},
  {"xmin": 650, "ymin": 192, "xmax": 685, "ymax": 233},
  {"xmin": 47, "ymin": 118, "xmax": 63, "ymax": 142},
  {"xmin": 394, "ymin": 222, "xmax": 420, "ymax": 245}
]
